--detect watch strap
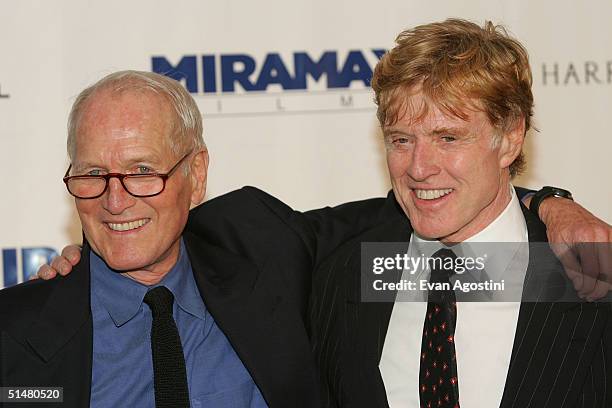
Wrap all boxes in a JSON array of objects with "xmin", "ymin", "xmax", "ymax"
[{"xmin": 529, "ymin": 186, "xmax": 574, "ymax": 217}]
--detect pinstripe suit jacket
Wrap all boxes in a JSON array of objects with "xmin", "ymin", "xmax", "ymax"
[{"xmin": 310, "ymin": 193, "xmax": 612, "ymax": 408}]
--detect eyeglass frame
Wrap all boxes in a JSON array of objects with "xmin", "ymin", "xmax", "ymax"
[{"xmin": 63, "ymin": 150, "xmax": 193, "ymax": 199}]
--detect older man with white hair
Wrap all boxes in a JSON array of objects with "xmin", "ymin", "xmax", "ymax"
[{"xmin": 0, "ymin": 71, "xmax": 339, "ymax": 408}]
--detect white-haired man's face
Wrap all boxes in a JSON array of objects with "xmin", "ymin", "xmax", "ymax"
[
  {"xmin": 71, "ymin": 89, "xmax": 207, "ymax": 275},
  {"xmin": 384, "ymin": 90, "xmax": 524, "ymax": 243}
]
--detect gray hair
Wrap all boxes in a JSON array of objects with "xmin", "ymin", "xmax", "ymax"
[{"xmin": 67, "ymin": 70, "xmax": 205, "ymax": 162}]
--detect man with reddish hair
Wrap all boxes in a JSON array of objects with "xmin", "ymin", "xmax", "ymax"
[{"xmin": 310, "ymin": 19, "xmax": 611, "ymax": 408}]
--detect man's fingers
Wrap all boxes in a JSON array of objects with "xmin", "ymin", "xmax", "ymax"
[
  {"xmin": 577, "ymin": 274, "xmax": 600, "ymax": 299},
  {"xmin": 576, "ymin": 243, "xmax": 600, "ymax": 278},
  {"xmin": 551, "ymin": 243, "xmax": 585, "ymax": 294},
  {"xmin": 61, "ymin": 245, "xmax": 82, "ymax": 266},
  {"xmin": 36, "ymin": 264, "xmax": 58, "ymax": 280},
  {"xmin": 587, "ymin": 242, "xmax": 612, "ymax": 301},
  {"xmin": 37, "ymin": 245, "xmax": 82, "ymax": 279},
  {"xmin": 575, "ymin": 242, "xmax": 611, "ymax": 299},
  {"xmin": 50, "ymin": 256, "xmax": 72, "ymax": 276},
  {"xmin": 574, "ymin": 243, "xmax": 600, "ymax": 294},
  {"xmin": 597, "ymin": 242, "xmax": 611, "ymax": 285},
  {"xmin": 585, "ymin": 280, "xmax": 612, "ymax": 302},
  {"xmin": 550, "ymin": 241, "xmax": 612, "ymax": 299}
]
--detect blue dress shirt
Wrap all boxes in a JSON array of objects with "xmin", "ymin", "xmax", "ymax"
[{"xmin": 89, "ymin": 239, "xmax": 268, "ymax": 407}]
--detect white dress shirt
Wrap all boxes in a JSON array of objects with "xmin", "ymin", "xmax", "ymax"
[{"xmin": 379, "ymin": 186, "xmax": 530, "ymax": 408}]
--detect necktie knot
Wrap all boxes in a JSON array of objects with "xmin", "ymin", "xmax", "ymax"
[
  {"xmin": 144, "ymin": 286, "xmax": 175, "ymax": 318},
  {"xmin": 428, "ymin": 248, "xmax": 458, "ymax": 282}
]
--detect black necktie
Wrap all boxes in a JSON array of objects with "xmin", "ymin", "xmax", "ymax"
[
  {"xmin": 419, "ymin": 249, "xmax": 460, "ymax": 408},
  {"xmin": 144, "ymin": 286, "xmax": 190, "ymax": 408}
]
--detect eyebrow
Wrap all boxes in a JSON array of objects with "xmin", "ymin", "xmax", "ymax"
[
  {"xmin": 430, "ymin": 127, "xmax": 467, "ymax": 136},
  {"xmin": 382, "ymin": 126, "xmax": 467, "ymax": 138},
  {"xmin": 71, "ymin": 162, "xmax": 103, "ymax": 173},
  {"xmin": 382, "ymin": 127, "xmax": 413, "ymax": 138},
  {"xmin": 72, "ymin": 157, "xmax": 163, "ymax": 173}
]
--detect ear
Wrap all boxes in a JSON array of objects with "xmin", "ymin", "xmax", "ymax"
[
  {"xmin": 498, "ymin": 118, "xmax": 525, "ymax": 169},
  {"xmin": 189, "ymin": 149, "xmax": 209, "ymax": 207}
]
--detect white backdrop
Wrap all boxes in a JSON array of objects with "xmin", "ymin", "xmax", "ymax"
[{"xmin": 1, "ymin": 0, "xmax": 611, "ymax": 286}]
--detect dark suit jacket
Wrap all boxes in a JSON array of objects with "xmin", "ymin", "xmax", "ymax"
[
  {"xmin": 310, "ymin": 192, "xmax": 612, "ymax": 408},
  {"xmin": 0, "ymin": 186, "xmax": 390, "ymax": 408}
]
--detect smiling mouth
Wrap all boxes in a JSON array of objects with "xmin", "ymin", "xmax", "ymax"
[
  {"xmin": 106, "ymin": 218, "xmax": 151, "ymax": 232},
  {"xmin": 413, "ymin": 188, "xmax": 453, "ymax": 200}
]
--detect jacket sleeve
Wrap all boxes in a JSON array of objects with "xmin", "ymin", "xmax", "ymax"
[
  {"xmin": 186, "ymin": 185, "xmax": 540, "ymax": 270},
  {"xmin": 185, "ymin": 186, "xmax": 389, "ymax": 269}
]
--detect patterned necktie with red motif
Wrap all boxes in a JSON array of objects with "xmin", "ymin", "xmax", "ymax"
[{"xmin": 419, "ymin": 248, "xmax": 460, "ymax": 408}]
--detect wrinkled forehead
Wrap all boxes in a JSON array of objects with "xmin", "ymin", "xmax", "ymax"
[
  {"xmin": 75, "ymin": 88, "xmax": 176, "ymax": 149},
  {"xmin": 81, "ymin": 87, "xmax": 172, "ymax": 121}
]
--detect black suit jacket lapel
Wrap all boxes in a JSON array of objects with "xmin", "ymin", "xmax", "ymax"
[
  {"xmin": 500, "ymin": 205, "xmax": 608, "ymax": 408},
  {"xmin": 350, "ymin": 192, "xmax": 412, "ymax": 361},
  {"xmin": 183, "ymin": 231, "xmax": 319, "ymax": 407},
  {"xmin": 344, "ymin": 193, "xmax": 412, "ymax": 408}
]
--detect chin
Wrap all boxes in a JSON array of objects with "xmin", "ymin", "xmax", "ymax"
[
  {"xmin": 412, "ymin": 222, "xmax": 454, "ymax": 241},
  {"xmin": 96, "ymin": 247, "xmax": 150, "ymax": 272},
  {"xmin": 413, "ymin": 229, "xmax": 442, "ymax": 241},
  {"xmin": 103, "ymin": 258, "xmax": 145, "ymax": 272}
]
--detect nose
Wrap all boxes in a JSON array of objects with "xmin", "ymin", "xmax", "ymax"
[
  {"xmin": 406, "ymin": 140, "xmax": 441, "ymax": 181},
  {"xmin": 102, "ymin": 177, "xmax": 136, "ymax": 215}
]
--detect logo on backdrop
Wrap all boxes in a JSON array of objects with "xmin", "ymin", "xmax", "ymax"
[
  {"xmin": 152, "ymin": 49, "xmax": 386, "ymax": 117},
  {"xmin": 0, "ymin": 82, "xmax": 9, "ymax": 99},
  {"xmin": 1, "ymin": 247, "xmax": 58, "ymax": 288},
  {"xmin": 540, "ymin": 60, "xmax": 612, "ymax": 86}
]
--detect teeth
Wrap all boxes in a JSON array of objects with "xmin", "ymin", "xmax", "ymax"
[
  {"xmin": 414, "ymin": 189, "xmax": 453, "ymax": 200},
  {"xmin": 107, "ymin": 218, "xmax": 149, "ymax": 231}
]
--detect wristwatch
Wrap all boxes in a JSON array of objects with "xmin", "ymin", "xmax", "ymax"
[{"xmin": 529, "ymin": 186, "xmax": 574, "ymax": 216}]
